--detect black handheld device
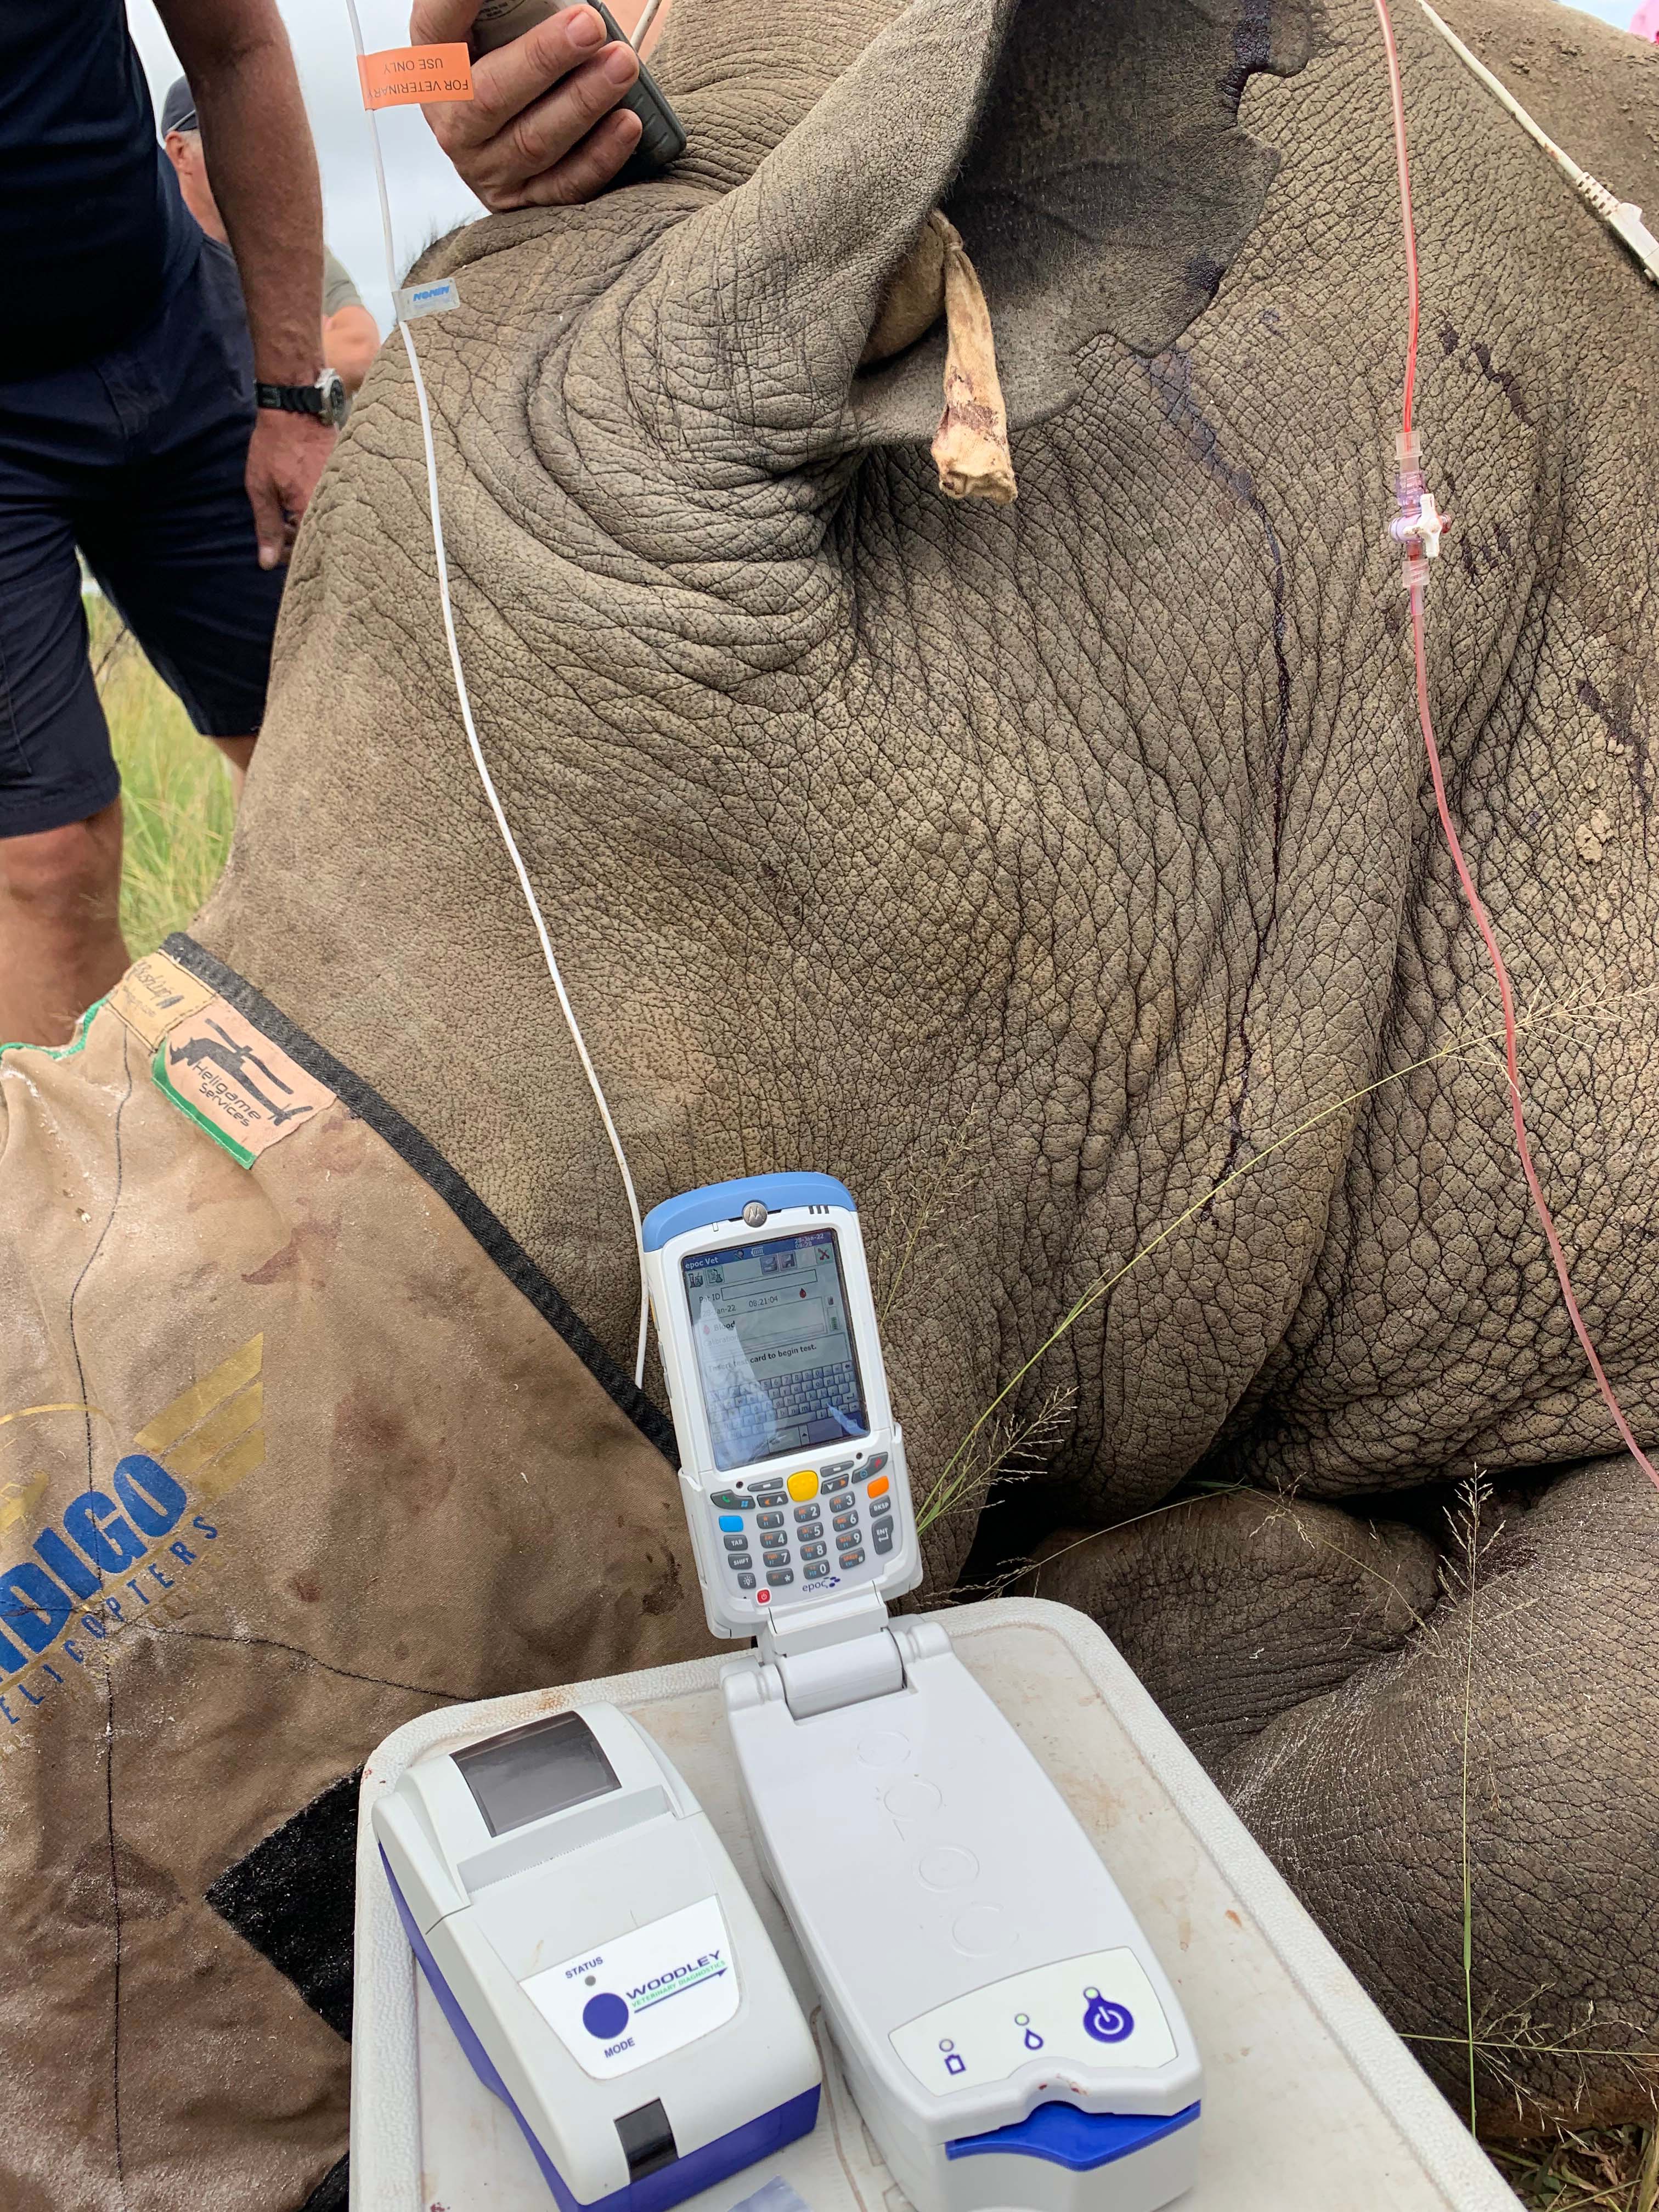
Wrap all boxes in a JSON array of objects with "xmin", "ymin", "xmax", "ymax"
[
  {"xmin": 469, "ymin": 1, "xmax": 686, "ymax": 183},
  {"xmin": 595, "ymin": 2, "xmax": 686, "ymax": 180}
]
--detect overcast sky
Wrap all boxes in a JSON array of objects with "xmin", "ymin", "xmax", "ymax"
[{"xmin": 126, "ymin": 0, "xmax": 1647, "ymax": 338}]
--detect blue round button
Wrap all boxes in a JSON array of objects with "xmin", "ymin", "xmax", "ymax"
[
  {"xmin": 1082, "ymin": 1988, "xmax": 1135, "ymax": 2044},
  {"xmin": 583, "ymin": 1992, "xmax": 630, "ymax": 2040}
]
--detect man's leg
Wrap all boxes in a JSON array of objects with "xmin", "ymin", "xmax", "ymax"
[
  {"xmin": 210, "ymin": 735, "xmax": 257, "ymax": 801},
  {"xmin": 0, "ymin": 799, "xmax": 126, "ymax": 1043},
  {"xmin": 0, "ymin": 374, "xmax": 127, "ymax": 1045},
  {"xmin": 81, "ymin": 246, "xmax": 286, "ymax": 811}
]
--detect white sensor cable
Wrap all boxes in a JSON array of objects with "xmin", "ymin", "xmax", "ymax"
[
  {"xmin": 1418, "ymin": 0, "xmax": 1659, "ymax": 285},
  {"xmin": 343, "ymin": 0, "xmax": 652, "ymax": 1387},
  {"xmin": 629, "ymin": 0, "xmax": 666, "ymax": 49}
]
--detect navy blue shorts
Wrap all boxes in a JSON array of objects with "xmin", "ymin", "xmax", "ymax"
[{"xmin": 0, "ymin": 238, "xmax": 286, "ymax": 839}]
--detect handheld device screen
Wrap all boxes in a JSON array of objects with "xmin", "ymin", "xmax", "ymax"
[{"xmin": 682, "ymin": 1229, "xmax": 870, "ymax": 1470}]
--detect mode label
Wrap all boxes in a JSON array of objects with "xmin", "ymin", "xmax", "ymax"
[{"xmin": 522, "ymin": 1897, "xmax": 738, "ymax": 2079}]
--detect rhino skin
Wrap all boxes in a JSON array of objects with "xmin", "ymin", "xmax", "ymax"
[{"xmin": 195, "ymin": 0, "xmax": 1659, "ymax": 2135}]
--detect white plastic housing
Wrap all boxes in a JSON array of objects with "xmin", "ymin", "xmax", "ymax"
[
  {"xmin": 372, "ymin": 1703, "xmax": 819, "ymax": 2205},
  {"xmin": 723, "ymin": 1628, "xmax": 1203, "ymax": 2212},
  {"xmin": 643, "ymin": 1193, "xmax": 922, "ymax": 1639}
]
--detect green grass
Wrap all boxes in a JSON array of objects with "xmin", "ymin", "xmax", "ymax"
[{"xmin": 88, "ymin": 596, "xmax": 234, "ymax": 957}]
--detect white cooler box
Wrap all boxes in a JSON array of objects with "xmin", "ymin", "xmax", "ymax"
[{"xmin": 350, "ymin": 1597, "xmax": 1519, "ymax": 2212}]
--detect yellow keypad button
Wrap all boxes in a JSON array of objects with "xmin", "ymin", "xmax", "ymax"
[{"xmin": 786, "ymin": 1469, "xmax": 819, "ymax": 1502}]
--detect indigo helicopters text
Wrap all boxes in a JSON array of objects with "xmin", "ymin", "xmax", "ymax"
[{"xmin": 0, "ymin": 1454, "xmax": 218, "ymax": 1732}]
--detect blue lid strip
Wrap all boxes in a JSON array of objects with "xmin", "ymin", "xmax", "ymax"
[
  {"xmin": 642, "ymin": 1174, "xmax": 855, "ymax": 1252},
  {"xmin": 946, "ymin": 2100, "xmax": 1201, "ymax": 2172}
]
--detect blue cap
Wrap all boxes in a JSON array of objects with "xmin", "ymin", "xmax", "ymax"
[{"xmin": 642, "ymin": 1173, "xmax": 854, "ymax": 1252}]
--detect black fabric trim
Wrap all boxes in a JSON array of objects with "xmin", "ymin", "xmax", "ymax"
[
  {"xmin": 205, "ymin": 1769, "xmax": 362, "ymax": 2040},
  {"xmin": 161, "ymin": 933, "xmax": 677, "ymax": 1463},
  {"xmin": 298, "ymin": 2153, "xmax": 348, "ymax": 2212}
]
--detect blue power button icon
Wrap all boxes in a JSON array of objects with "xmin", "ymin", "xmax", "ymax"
[
  {"xmin": 583, "ymin": 1992, "xmax": 630, "ymax": 2040},
  {"xmin": 1082, "ymin": 1987, "xmax": 1135, "ymax": 2043}
]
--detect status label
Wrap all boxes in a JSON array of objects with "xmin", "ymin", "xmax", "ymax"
[{"xmin": 357, "ymin": 44, "xmax": 474, "ymax": 110}]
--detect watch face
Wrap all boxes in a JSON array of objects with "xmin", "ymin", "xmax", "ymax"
[{"xmin": 318, "ymin": 370, "xmax": 349, "ymax": 429}]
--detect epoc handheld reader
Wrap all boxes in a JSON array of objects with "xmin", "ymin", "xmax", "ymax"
[
  {"xmin": 642, "ymin": 1173, "xmax": 1204, "ymax": 2212},
  {"xmin": 373, "ymin": 1702, "xmax": 820, "ymax": 2212}
]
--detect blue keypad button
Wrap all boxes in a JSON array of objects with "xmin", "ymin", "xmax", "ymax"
[
  {"xmin": 768, "ymin": 1569, "xmax": 795, "ymax": 1586},
  {"xmin": 804, "ymin": 1564, "xmax": 830, "ymax": 1581},
  {"xmin": 719, "ymin": 1514, "xmax": 744, "ymax": 1532}
]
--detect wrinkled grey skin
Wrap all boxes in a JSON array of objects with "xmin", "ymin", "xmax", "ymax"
[{"xmin": 199, "ymin": 0, "xmax": 1659, "ymax": 2130}]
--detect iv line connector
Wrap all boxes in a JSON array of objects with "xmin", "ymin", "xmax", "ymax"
[{"xmin": 1390, "ymin": 428, "xmax": 1444, "ymax": 587}]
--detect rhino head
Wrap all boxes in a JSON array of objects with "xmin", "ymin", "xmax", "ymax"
[{"xmin": 205, "ymin": 0, "xmax": 1315, "ymax": 1536}]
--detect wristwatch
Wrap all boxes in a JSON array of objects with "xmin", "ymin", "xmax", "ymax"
[{"xmin": 255, "ymin": 367, "xmax": 349, "ymax": 431}]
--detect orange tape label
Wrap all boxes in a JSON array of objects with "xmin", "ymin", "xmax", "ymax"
[{"xmin": 357, "ymin": 43, "xmax": 474, "ymax": 109}]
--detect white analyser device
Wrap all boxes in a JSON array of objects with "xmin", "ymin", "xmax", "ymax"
[
  {"xmin": 373, "ymin": 1701, "xmax": 821, "ymax": 2212},
  {"xmin": 642, "ymin": 1174, "xmax": 1203, "ymax": 2212}
]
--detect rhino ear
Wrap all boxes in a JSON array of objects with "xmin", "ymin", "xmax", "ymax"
[
  {"xmin": 653, "ymin": 0, "xmax": 1015, "ymax": 437},
  {"xmin": 852, "ymin": 0, "xmax": 1316, "ymax": 440}
]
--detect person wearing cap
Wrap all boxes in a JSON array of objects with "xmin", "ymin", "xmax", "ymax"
[
  {"xmin": 161, "ymin": 77, "xmax": 381, "ymax": 396},
  {"xmin": 0, "ymin": 0, "xmax": 661, "ymax": 1047}
]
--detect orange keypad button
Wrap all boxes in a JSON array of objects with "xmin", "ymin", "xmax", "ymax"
[{"xmin": 867, "ymin": 1476, "xmax": 889, "ymax": 1498}]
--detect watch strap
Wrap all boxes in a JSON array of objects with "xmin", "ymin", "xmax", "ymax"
[{"xmin": 255, "ymin": 381, "xmax": 325, "ymax": 416}]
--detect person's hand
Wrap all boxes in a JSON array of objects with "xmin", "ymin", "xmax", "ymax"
[
  {"xmin": 246, "ymin": 408, "xmax": 337, "ymax": 570},
  {"xmin": 414, "ymin": 1, "xmax": 643, "ymax": 211}
]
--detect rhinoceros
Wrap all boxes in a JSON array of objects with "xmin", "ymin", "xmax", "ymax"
[{"xmin": 2, "ymin": 0, "xmax": 1656, "ymax": 2202}]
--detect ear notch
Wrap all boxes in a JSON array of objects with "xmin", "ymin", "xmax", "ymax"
[{"xmin": 854, "ymin": 0, "xmax": 1314, "ymax": 440}]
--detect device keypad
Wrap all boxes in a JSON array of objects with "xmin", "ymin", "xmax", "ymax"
[{"xmin": 713, "ymin": 1453, "xmax": 901, "ymax": 1601}]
